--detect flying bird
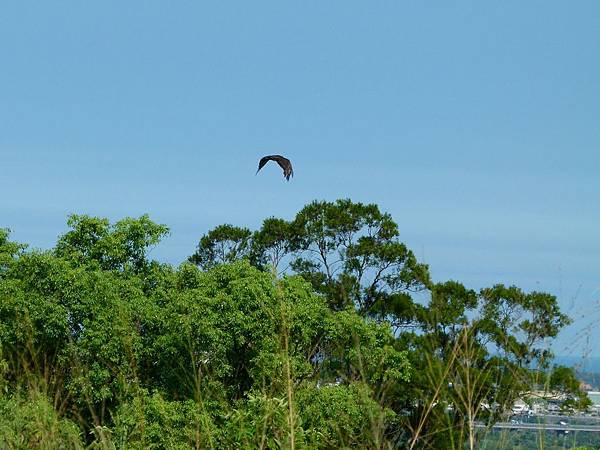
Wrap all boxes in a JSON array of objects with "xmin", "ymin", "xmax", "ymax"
[{"xmin": 256, "ymin": 155, "xmax": 294, "ymax": 181}]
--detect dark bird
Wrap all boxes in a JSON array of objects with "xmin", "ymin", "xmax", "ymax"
[{"xmin": 256, "ymin": 155, "xmax": 294, "ymax": 181}]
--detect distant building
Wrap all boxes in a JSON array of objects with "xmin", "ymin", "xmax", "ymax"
[
  {"xmin": 512, "ymin": 398, "xmax": 529, "ymax": 414},
  {"xmin": 587, "ymin": 391, "xmax": 600, "ymax": 415},
  {"xmin": 587, "ymin": 391, "xmax": 600, "ymax": 406}
]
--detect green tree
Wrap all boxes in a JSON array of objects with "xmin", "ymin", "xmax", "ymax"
[
  {"xmin": 399, "ymin": 282, "xmax": 575, "ymax": 449},
  {"xmin": 189, "ymin": 199, "xmax": 579, "ymax": 448},
  {"xmin": 290, "ymin": 199, "xmax": 431, "ymax": 315},
  {"xmin": 2, "ymin": 212, "xmax": 413, "ymax": 448},
  {"xmin": 251, "ymin": 217, "xmax": 295, "ymax": 270},
  {"xmin": 188, "ymin": 224, "xmax": 252, "ymax": 269},
  {"xmin": 0, "ymin": 228, "xmax": 26, "ymax": 274},
  {"xmin": 190, "ymin": 199, "xmax": 431, "ymax": 317},
  {"xmin": 0, "ymin": 203, "xmax": 584, "ymax": 448},
  {"xmin": 547, "ymin": 365, "xmax": 591, "ymax": 411},
  {"xmin": 55, "ymin": 214, "xmax": 169, "ymax": 273}
]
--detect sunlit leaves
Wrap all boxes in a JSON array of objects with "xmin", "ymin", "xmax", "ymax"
[
  {"xmin": 0, "ymin": 203, "xmax": 581, "ymax": 448},
  {"xmin": 55, "ymin": 214, "xmax": 169, "ymax": 273},
  {"xmin": 189, "ymin": 224, "xmax": 252, "ymax": 269}
]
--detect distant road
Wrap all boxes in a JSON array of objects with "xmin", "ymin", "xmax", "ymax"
[
  {"xmin": 477, "ymin": 422, "xmax": 600, "ymax": 433},
  {"xmin": 515, "ymin": 414, "xmax": 600, "ymax": 422},
  {"xmin": 553, "ymin": 414, "xmax": 599, "ymax": 421}
]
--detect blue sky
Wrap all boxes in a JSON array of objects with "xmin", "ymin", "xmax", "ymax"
[{"xmin": 1, "ymin": 1, "xmax": 599, "ymax": 356}]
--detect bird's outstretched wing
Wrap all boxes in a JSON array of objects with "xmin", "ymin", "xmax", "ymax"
[{"xmin": 256, "ymin": 155, "xmax": 294, "ymax": 181}]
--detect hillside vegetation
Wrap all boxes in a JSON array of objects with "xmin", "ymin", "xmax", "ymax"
[{"xmin": 0, "ymin": 199, "xmax": 589, "ymax": 449}]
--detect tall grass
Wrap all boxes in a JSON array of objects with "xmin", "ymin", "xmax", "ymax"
[
  {"xmin": 0, "ymin": 272, "xmax": 591, "ymax": 449},
  {"xmin": 1, "ymin": 323, "xmax": 594, "ymax": 449}
]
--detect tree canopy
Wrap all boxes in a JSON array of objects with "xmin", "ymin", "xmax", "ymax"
[{"xmin": 0, "ymin": 203, "xmax": 589, "ymax": 449}]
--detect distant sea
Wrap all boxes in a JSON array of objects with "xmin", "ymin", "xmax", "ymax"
[{"xmin": 553, "ymin": 356, "xmax": 600, "ymax": 373}]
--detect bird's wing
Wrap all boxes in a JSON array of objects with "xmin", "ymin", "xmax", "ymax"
[
  {"xmin": 256, "ymin": 155, "xmax": 293, "ymax": 180},
  {"xmin": 273, "ymin": 156, "xmax": 293, "ymax": 180},
  {"xmin": 256, "ymin": 155, "xmax": 274, "ymax": 174}
]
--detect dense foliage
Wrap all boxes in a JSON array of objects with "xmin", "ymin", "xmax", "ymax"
[{"xmin": 0, "ymin": 200, "xmax": 589, "ymax": 449}]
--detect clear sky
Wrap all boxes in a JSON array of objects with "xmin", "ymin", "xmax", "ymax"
[{"xmin": 1, "ymin": 2, "xmax": 599, "ymax": 356}]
